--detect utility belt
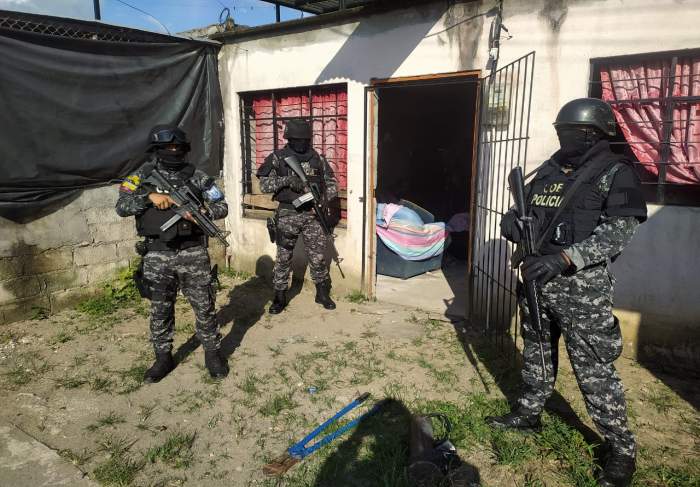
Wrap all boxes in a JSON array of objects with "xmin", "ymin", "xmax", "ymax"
[
  {"xmin": 277, "ymin": 201, "xmax": 314, "ymax": 213},
  {"xmin": 138, "ymin": 236, "xmax": 206, "ymax": 253}
]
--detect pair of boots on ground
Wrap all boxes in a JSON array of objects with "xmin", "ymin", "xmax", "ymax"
[
  {"xmin": 486, "ymin": 409, "xmax": 635, "ymax": 487},
  {"xmin": 144, "ymin": 348, "xmax": 228, "ymax": 383},
  {"xmin": 269, "ymin": 279, "xmax": 335, "ymax": 314}
]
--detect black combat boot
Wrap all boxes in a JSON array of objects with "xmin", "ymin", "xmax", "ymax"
[
  {"xmin": 315, "ymin": 280, "xmax": 336, "ymax": 310},
  {"xmin": 597, "ymin": 451, "xmax": 635, "ymax": 487},
  {"xmin": 485, "ymin": 409, "xmax": 542, "ymax": 433},
  {"xmin": 143, "ymin": 351, "xmax": 175, "ymax": 384},
  {"xmin": 269, "ymin": 290, "xmax": 287, "ymax": 314},
  {"xmin": 204, "ymin": 349, "xmax": 229, "ymax": 379}
]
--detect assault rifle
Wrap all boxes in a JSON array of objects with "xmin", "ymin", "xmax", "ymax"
[
  {"xmin": 144, "ymin": 169, "xmax": 230, "ymax": 248},
  {"xmin": 283, "ymin": 155, "xmax": 344, "ymax": 278},
  {"xmin": 508, "ymin": 167, "xmax": 548, "ymax": 381}
]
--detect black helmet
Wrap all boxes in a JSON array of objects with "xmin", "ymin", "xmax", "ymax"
[
  {"xmin": 147, "ymin": 125, "xmax": 191, "ymax": 152},
  {"xmin": 553, "ymin": 98, "xmax": 616, "ymax": 137},
  {"xmin": 283, "ymin": 119, "xmax": 312, "ymax": 139}
]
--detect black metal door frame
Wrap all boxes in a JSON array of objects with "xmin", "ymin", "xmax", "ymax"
[{"xmin": 469, "ymin": 52, "xmax": 536, "ymax": 353}]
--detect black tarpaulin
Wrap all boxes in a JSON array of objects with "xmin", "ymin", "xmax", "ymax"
[{"xmin": 0, "ymin": 11, "xmax": 223, "ymax": 221}]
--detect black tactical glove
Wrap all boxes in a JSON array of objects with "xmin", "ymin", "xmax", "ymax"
[
  {"xmin": 287, "ymin": 176, "xmax": 305, "ymax": 193},
  {"xmin": 521, "ymin": 253, "xmax": 571, "ymax": 285},
  {"xmin": 500, "ymin": 209, "xmax": 523, "ymax": 243}
]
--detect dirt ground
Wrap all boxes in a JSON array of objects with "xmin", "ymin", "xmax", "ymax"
[{"xmin": 0, "ymin": 272, "xmax": 698, "ymax": 487}]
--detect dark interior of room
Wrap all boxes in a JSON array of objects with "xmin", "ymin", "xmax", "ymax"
[{"xmin": 376, "ymin": 79, "xmax": 478, "ymax": 259}]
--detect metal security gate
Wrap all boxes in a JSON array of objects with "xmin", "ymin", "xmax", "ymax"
[{"xmin": 469, "ymin": 52, "xmax": 535, "ymax": 352}]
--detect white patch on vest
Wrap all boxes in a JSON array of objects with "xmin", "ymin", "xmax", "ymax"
[{"xmin": 204, "ymin": 184, "xmax": 224, "ymax": 202}]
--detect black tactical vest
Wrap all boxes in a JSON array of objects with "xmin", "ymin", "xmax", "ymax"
[
  {"xmin": 527, "ymin": 147, "xmax": 625, "ymax": 255},
  {"xmin": 135, "ymin": 163, "xmax": 205, "ymax": 246},
  {"xmin": 271, "ymin": 148, "xmax": 325, "ymax": 207}
]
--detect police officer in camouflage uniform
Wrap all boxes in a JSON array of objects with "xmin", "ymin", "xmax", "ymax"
[
  {"xmin": 486, "ymin": 99, "xmax": 647, "ymax": 487},
  {"xmin": 257, "ymin": 119, "xmax": 338, "ymax": 314},
  {"xmin": 116, "ymin": 125, "xmax": 229, "ymax": 382}
]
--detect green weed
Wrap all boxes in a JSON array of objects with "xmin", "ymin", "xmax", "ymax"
[
  {"xmin": 93, "ymin": 436, "xmax": 142, "ymax": 486},
  {"xmin": 49, "ymin": 330, "xmax": 74, "ymax": 345},
  {"xmin": 642, "ymin": 386, "xmax": 677, "ymax": 415},
  {"xmin": 3, "ymin": 353, "xmax": 52, "ymax": 388},
  {"xmin": 90, "ymin": 376, "xmax": 114, "ymax": 393},
  {"xmin": 55, "ymin": 373, "xmax": 88, "ymax": 389},
  {"xmin": 59, "ymin": 448, "xmax": 93, "ymax": 467},
  {"xmin": 259, "ymin": 392, "xmax": 298, "ymax": 417},
  {"xmin": 77, "ymin": 263, "xmax": 141, "ymax": 317},
  {"xmin": 345, "ymin": 290, "xmax": 368, "ymax": 304},
  {"xmin": 30, "ymin": 306, "xmax": 49, "ymax": 320},
  {"xmin": 87, "ymin": 412, "xmax": 126, "ymax": 432},
  {"xmin": 220, "ymin": 267, "xmax": 252, "ymax": 280},
  {"xmin": 145, "ymin": 431, "xmax": 196, "ymax": 469}
]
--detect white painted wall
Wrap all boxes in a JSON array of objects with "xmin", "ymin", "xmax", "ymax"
[{"xmin": 218, "ymin": 0, "xmax": 700, "ymax": 346}]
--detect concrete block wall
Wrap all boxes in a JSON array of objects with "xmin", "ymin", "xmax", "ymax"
[{"xmin": 0, "ymin": 182, "xmax": 228, "ymax": 325}]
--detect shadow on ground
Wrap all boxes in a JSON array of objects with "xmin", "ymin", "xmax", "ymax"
[{"xmin": 310, "ymin": 398, "xmax": 480, "ymax": 487}]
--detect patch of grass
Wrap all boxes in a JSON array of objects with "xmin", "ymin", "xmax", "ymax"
[
  {"xmin": 267, "ymin": 344, "xmax": 283, "ymax": 358},
  {"xmin": 55, "ymin": 373, "xmax": 88, "ymax": 389},
  {"xmin": 169, "ymin": 387, "xmax": 222, "ymax": 414},
  {"xmin": 174, "ymin": 321, "xmax": 195, "ymax": 335},
  {"xmin": 345, "ymin": 290, "xmax": 368, "ymax": 304},
  {"xmin": 641, "ymin": 386, "xmax": 677, "ymax": 415},
  {"xmin": 90, "ymin": 376, "xmax": 114, "ymax": 393},
  {"xmin": 59, "ymin": 448, "xmax": 93, "ymax": 467},
  {"xmin": 93, "ymin": 436, "xmax": 142, "ymax": 486},
  {"xmin": 535, "ymin": 414, "xmax": 598, "ymax": 487},
  {"xmin": 3, "ymin": 353, "xmax": 52, "ymax": 388},
  {"xmin": 73, "ymin": 354, "xmax": 88, "ymax": 367},
  {"xmin": 635, "ymin": 463, "xmax": 700, "ymax": 486},
  {"xmin": 49, "ymin": 330, "xmax": 74, "ymax": 345},
  {"xmin": 145, "ymin": 432, "xmax": 196, "ymax": 469},
  {"xmin": 30, "ymin": 305, "xmax": 50, "ymax": 320},
  {"xmin": 220, "ymin": 267, "xmax": 252, "ymax": 280},
  {"xmin": 77, "ymin": 264, "xmax": 141, "ymax": 318},
  {"xmin": 259, "ymin": 392, "xmax": 298, "ymax": 417},
  {"xmin": 117, "ymin": 363, "xmax": 148, "ymax": 394},
  {"xmin": 208, "ymin": 412, "xmax": 223, "ymax": 429},
  {"xmin": 87, "ymin": 412, "xmax": 126, "ymax": 432},
  {"xmin": 490, "ymin": 430, "xmax": 537, "ymax": 466},
  {"xmin": 237, "ymin": 370, "xmax": 266, "ymax": 395}
]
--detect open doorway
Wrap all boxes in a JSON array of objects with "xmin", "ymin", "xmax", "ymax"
[{"xmin": 371, "ymin": 73, "xmax": 479, "ymax": 319}]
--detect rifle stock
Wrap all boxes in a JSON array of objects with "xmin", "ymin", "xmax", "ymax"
[{"xmin": 508, "ymin": 167, "xmax": 548, "ymax": 381}]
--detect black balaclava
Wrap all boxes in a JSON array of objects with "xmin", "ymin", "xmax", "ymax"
[
  {"xmin": 556, "ymin": 126, "xmax": 604, "ymax": 167},
  {"xmin": 287, "ymin": 137, "xmax": 310, "ymax": 155},
  {"xmin": 156, "ymin": 146, "xmax": 187, "ymax": 170}
]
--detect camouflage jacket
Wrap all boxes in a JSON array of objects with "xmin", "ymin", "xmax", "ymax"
[
  {"xmin": 115, "ymin": 160, "xmax": 228, "ymax": 220},
  {"xmin": 563, "ymin": 163, "xmax": 642, "ymax": 271},
  {"xmin": 257, "ymin": 148, "xmax": 338, "ymax": 202}
]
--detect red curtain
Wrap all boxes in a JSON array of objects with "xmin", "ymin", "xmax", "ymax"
[
  {"xmin": 600, "ymin": 58, "xmax": 700, "ymax": 184},
  {"xmin": 250, "ymin": 87, "xmax": 348, "ymax": 191}
]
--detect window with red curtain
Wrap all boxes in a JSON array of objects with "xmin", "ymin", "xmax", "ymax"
[
  {"xmin": 240, "ymin": 84, "xmax": 348, "ymax": 220},
  {"xmin": 591, "ymin": 50, "xmax": 700, "ymax": 205}
]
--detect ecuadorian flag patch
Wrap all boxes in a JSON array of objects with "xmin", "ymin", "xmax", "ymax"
[{"xmin": 120, "ymin": 175, "xmax": 141, "ymax": 193}]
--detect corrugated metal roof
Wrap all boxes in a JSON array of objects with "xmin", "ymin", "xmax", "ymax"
[{"xmin": 259, "ymin": 0, "xmax": 379, "ymax": 15}]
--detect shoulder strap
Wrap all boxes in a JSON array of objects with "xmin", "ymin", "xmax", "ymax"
[{"xmin": 534, "ymin": 156, "xmax": 615, "ymax": 252}]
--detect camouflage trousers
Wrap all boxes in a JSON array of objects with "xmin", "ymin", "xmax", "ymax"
[
  {"xmin": 273, "ymin": 210, "xmax": 329, "ymax": 291},
  {"xmin": 517, "ymin": 265, "xmax": 636, "ymax": 458},
  {"xmin": 143, "ymin": 245, "xmax": 220, "ymax": 353}
]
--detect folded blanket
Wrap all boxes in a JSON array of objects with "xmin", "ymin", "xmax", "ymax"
[{"xmin": 376, "ymin": 203, "xmax": 447, "ymax": 261}]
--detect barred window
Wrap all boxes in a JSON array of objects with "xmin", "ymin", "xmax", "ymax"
[
  {"xmin": 590, "ymin": 49, "xmax": 700, "ymax": 205},
  {"xmin": 240, "ymin": 84, "xmax": 348, "ymax": 222}
]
